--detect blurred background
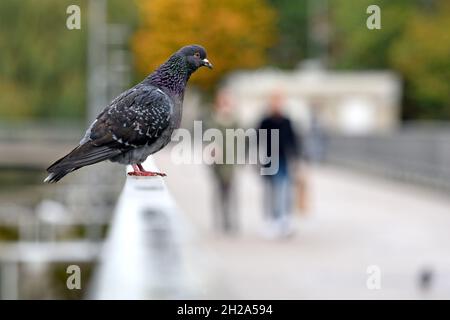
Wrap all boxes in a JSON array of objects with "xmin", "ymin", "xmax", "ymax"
[{"xmin": 1, "ymin": 0, "xmax": 450, "ymax": 299}]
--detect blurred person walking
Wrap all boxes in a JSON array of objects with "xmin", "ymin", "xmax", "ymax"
[
  {"xmin": 306, "ymin": 109, "xmax": 327, "ymax": 163},
  {"xmin": 206, "ymin": 90, "xmax": 238, "ymax": 234},
  {"xmin": 257, "ymin": 91, "xmax": 302, "ymax": 238}
]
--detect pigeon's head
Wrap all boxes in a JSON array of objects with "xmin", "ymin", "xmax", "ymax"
[{"xmin": 177, "ymin": 45, "xmax": 213, "ymax": 72}]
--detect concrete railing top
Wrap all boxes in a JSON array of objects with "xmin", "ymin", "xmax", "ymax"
[{"xmin": 89, "ymin": 157, "xmax": 204, "ymax": 299}]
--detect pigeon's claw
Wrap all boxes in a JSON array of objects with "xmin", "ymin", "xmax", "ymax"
[
  {"xmin": 128, "ymin": 164, "xmax": 167, "ymax": 177},
  {"xmin": 127, "ymin": 171, "xmax": 166, "ymax": 177}
]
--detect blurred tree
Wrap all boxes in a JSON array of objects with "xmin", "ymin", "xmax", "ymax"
[
  {"xmin": 3, "ymin": 0, "xmax": 448, "ymax": 121},
  {"xmin": 132, "ymin": 0, "xmax": 277, "ymax": 92},
  {"xmin": 0, "ymin": 0, "xmax": 137, "ymax": 121},
  {"xmin": 267, "ymin": 0, "xmax": 308, "ymax": 68},
  {"xmin": 108, "ymin": 0, "xmax": 139, "ymax": 27},
  {"xmin": 330, "ymin": 0, "xmax": 415, "ymax": 69},
  {"xmin": 390, "ymin": 0, "xmax": 450, "ymax": 120},
  {"xmin": 0, "ymin": 0, "xmax": 87, "ymax": 120},
  {"xmin": 330, "ymin": 0, "xmax": 450, "ymax": 120}
]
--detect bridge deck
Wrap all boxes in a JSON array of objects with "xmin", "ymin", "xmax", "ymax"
[{"xmin": 156, "ymin": 149, "xmax": 450, "ymax": 299}]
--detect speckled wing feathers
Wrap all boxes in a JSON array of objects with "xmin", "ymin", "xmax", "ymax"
[{"xmin": 89, "ymin": 85, "xmax": 172, "ymax": 150}]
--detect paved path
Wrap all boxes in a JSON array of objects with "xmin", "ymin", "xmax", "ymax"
[{"xmin": 154, "ymin": 149, "xmax": 450, "ymax": 299}]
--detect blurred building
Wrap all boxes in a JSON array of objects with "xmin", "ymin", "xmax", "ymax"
[{"xmin": 222, "ymin": 62, "xmax": 402, "ymax": 135}]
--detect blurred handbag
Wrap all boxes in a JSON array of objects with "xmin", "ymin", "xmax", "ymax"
[{"xmin": 295, "ymin": 167, "xmax": 309, "ymax": 214}]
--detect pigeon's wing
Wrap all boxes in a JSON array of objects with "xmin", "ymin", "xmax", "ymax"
[
  {"xmin": 87, "ymin": 85, "xmax": 173, "ymax": 150},
  {"xmin": 44, "ymin": 86, "xmax": 173, "ymax": 183}
]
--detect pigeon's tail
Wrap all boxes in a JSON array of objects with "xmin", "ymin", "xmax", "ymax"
[{"xmin": 44, "ymin": 142, "xmax": 122, "ymax": 183}]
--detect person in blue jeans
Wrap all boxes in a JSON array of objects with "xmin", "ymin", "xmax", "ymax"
[{"xmin": 257, "ymin": 91, "xmax": 301, "ymax": 238}]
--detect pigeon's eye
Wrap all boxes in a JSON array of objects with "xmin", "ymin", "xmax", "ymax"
[{"xmin": 194, "ymin": 52, "xmax": 200, "ymax": 58}]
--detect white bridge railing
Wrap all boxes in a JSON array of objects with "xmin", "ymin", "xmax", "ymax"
[{"xmin": 89, "ymin": 157, "xmax": 205, "ymax": 299}]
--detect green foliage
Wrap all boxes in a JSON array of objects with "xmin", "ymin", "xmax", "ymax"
[
  {"xmin": 390, "ymin": 1, "xmax": 450, "ymax": 120},
  {"xmin": 1, "ymin": 0, "xmax": 449, "ymax": 120},
  {"xmin": 0, "ymin": 0, "xmax": 137, "ymax": 121},
  {"xmin": 330, "ymin": 0, "xmax": 450, "ymax": 120},
  {"xmin": 0, "ymin": 225, "xmax": 19, "ymax": 241},
  {"xmin": 0, "ymin": 0, "xmax": 88, "ymax": 120},
  {"xmin": 330, "ymin": 0, "xmax": 416, "ymax": 69},
  {"xmin": 267, "ymin": 0, "xmax": 308, "ymax": 68}
]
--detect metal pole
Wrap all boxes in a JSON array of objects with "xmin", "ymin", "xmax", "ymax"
[
  {"xmin": 86, "ymin": 0, "xmax": 109, "ymax": 241},
  {"xmin": 87, "ymin": 0, "xmax": 108, "ymax": 124},
  {"xmin": 306, "ymin": 0, "xmax": 329, "ymax": 64}
]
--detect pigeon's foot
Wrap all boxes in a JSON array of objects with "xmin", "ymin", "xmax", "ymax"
[
  {"xmin": 127, "ymin": 171, "xmax": 166, "ymax": 177},
  {"xmin": 128, "ymin": 164, "xmax": 167, "ymax": 177}
]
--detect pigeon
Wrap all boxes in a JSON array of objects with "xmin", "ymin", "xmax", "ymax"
[{"xmin": 44, "ymin": 44, "xmax": 212, "ymax": 183}]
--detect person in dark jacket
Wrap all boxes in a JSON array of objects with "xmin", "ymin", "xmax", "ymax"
[{"xmin": 257, "ymin": 91, "xmax": 301, "ymax": 238}]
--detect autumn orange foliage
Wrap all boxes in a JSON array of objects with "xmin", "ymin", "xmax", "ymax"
[{"xmin": 132, "ymin": 0, "xmax": 277, "ymax": 91}]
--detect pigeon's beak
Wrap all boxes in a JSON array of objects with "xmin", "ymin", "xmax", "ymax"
[{"xmin": 202, "ymin": 58, "xmax": 213, "ymax": 69}]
